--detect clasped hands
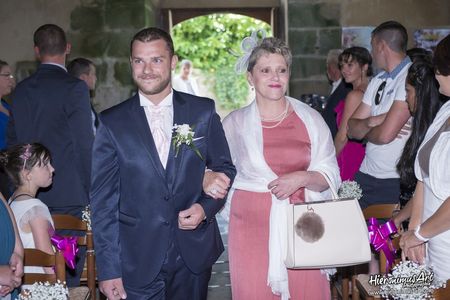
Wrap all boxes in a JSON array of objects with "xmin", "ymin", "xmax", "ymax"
[{"xmin": 268, "ymin": 171, "xmax": 308, "ymax": 200}]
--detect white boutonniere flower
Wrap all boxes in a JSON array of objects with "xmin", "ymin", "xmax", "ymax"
[
  {"xmin": 20, "ymin": 280, "xmax": 69, "ymax": 300},
  {"xmin": 338, "ymin": 180, "xmax": 363, "ymax": 200},
  {"xmin": 172, "ymin": 124, "xmax": 204, "ymax": 160}
]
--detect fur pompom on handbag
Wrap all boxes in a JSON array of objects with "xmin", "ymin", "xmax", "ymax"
[{"xmin": 295, "ymin": 210, "xmax": 325, "ymax": 243}]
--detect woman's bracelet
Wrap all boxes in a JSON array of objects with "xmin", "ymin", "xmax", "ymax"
[{"xmin": 414, "ymin": 225, "xmax": 429, "ymax": 242}]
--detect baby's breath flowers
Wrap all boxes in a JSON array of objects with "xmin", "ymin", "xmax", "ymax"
[
  {"xmin": 378, "ymin": 261, "xmax": 445, "ymax": 299},
  {"xmin": 81, "ymin": 205, "xmax": 91, "ymax": 230},
  {"xmin": 338, "ymin": 180, "xmax": 363, "ymax": 200},
  {"xmin": 19, "ymin": 280, "xmax": 68, "ymax": 300}
]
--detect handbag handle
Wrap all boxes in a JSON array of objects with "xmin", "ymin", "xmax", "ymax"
[{"xmin": 319, "ymin": 171, "xmax": 339, "ymax": 199}]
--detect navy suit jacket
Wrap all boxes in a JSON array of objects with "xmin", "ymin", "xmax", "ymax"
[
  {"xmin": 90, "ymin": 91, "xmax": 236, "ymax": 288},
  {"xmin": 7, "ymin": 64, "xmax": 94, "ymax": 209},
  {"xmin": 322, "ymin": 80, "xmax": 352, "ymax": 139}
]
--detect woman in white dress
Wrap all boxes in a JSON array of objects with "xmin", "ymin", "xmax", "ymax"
[
  {"xmin": 0, "ymin": 143, "xmax": 55, "ymax": 290},
  {"xmin": 400, "ymin": 34, "xmax": 450, "ymax": 281}
]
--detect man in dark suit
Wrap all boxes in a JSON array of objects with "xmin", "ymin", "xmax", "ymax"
[
  {"xmin": 322, "ymin": 49, "xmax": 352, "ymax": 138},
  {"xmin": 90, "ymin": 27, "xmax": 236, "ymax": 300},
  {"xmin": 6, "ymin": 24, "xmax": 93, "ymax": 285},
  {"xmin": 67, "ymin": 57, "xmax": 99, "ymax": 135}
]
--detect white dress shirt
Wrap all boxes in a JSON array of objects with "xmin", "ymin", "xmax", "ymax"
[
  {"xmin": 139, "ymin": 91, "xmax": 174, "ymax": 168},
  {"xmin": 330, "ymin": 78, "xmax": 342, "ymax": 95}
]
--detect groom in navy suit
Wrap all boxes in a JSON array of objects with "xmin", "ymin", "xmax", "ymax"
[{"xmin": 90, "ymin": 27, "xmax": 236, "ymax": 299}]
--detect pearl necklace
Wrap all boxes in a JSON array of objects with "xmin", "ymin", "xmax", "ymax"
[{"xmin": 261, "ymin": 101, "xmax": 290, "ymax": 129}]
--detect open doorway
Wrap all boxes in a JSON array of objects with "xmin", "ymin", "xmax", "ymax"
[{"xmin": 171, "ymin": 13, "xmax": 272, "ymax": 117}]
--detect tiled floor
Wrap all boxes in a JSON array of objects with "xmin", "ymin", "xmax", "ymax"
[{"xmin": 207, "ymin": 215, "xmax": 232, "ymax": 300}]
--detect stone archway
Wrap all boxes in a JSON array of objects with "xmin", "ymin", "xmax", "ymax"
[{"xmin": 158, "ymin": 0, "xmax": 285, "ymax": 40}]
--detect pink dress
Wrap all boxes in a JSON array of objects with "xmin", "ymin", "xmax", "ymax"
[
  {"xmin": 334, "ymin": 100, "xmax": 365, "ymax": 180},
  {"xmin": 228, "ymin": 111, "xmax": 331, "ymax": 300}
]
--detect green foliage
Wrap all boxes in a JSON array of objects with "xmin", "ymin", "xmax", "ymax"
[
  {"xmin": 172, "ymin": 14, "xmax": 271, "ymax": 110},
  {"xmin": 214, "ymin": 66, "xmax": 249, "ymax": 110}
]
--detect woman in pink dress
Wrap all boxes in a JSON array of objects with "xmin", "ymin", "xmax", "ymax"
[
  {"xmin": 217, "ymin": 35, "xmax": 340, "ymax": 300},
  {"xmin": 334, "ymin": 47, "xmax": 372, "ymax": 180}
]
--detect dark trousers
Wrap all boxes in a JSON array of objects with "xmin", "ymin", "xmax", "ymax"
[
  {"xmin": 49, "ymin": 205, "xmax": 87, "ymax": 287},
  {"xmin": 124, "ymin": 241, "xmax": 211, "ymax": 300},
  {"xmin": 354, "ymin": 171, "xmax": 400, "ymax": 210}
]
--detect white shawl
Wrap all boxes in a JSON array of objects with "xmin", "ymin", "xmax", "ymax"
[
  {"xmin": 222, "ymin": 96, "xmax": 341, "ymax": 299},
  {"xmin": 414, "ymin": 100, "xmax": 450, "ymax": 199}
]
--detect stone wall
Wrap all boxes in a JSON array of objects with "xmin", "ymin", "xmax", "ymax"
[
  {"xmin": 0, "ymin": 0, "xmax": 156, "ymax": 112},
  {"xmin": 288, "ymin": 0, "xmax": 341, "ymax": 98},
  {"xmin": 68, "ymin": 0, "xmax": 156, "ymax": 111},
  {"xmin": 1, "ymin": 0, "xmax": 449, "ymax": 110},
  {"xmin": 287, "ymin": 0, "xmax": 450, "ymax": 99}
]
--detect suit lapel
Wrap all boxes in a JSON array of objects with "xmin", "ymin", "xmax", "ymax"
[
  {"xmin": 130, "ymin": 96, "xmax": 166, "ymax": 181},
  {"xmin": 166, "ymin": 91, "xmax": 189, "ymax": 191}
]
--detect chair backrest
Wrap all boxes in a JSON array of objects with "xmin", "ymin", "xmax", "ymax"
[
  {"xmin": 23, "ymin": 248, "xmax": 66, "ymax": 285},
  {"xmin": 433, "ymin": 280, "xmax": 450, "ymax": 300},
  {"xmin": 363, "ymin": 204, "xmax": 398, "ymax": 220},
  {"xmin": 52, "ymin": 214, "xmax": 89, "ymax": 246},
  {"xmin": 52, "ymin": 214, "xmax": 96, "ymax": 300}
]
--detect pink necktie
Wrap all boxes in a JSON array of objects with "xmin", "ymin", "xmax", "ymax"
[{"xmin": 148, "ymin": 106, "xmax": 170, "ymax": 167}]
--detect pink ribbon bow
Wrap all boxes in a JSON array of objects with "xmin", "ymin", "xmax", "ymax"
[
  {"xmin": 50, "ymin": 233, "xmax": 79, "ymax": 269},
  {"xmin": 368, "ymin": 217, "xmax": 397, "ymax": 272}
]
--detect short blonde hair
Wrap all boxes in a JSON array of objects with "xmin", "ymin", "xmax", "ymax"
[{"xmin": 247, "ymin": 37, "xmax": 292, "ymax": 72}]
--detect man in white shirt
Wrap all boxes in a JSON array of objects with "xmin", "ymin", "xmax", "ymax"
[
  {"xmin": 348, "ymin": 21, "xmax": 412, "ymax": 208},
  {"xmin": 172, "ymin": 59, "xmax": 200, "ymax": 96},
  {"xmin": 90, "ymin": 27, "xmax": 235, "ymax": 300}
]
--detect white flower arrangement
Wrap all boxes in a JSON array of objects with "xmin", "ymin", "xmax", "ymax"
[
  {"xmin": 379, "ymin": 260, "xmax": 445, "ymax": 299},
  {"xmin": 19, "ymin": 280, "xmax": 68, "ymax": 300},
  {"xmin": 81, "ymin": 205, "xmax": 91, "ymax": 230},
  {"xmin": 172, "ymin": 124, "xmax": 204, "ymax": 160},
  {"xmin": 338, "ymin": 180, "xmax": 363, "ymax": 200}
]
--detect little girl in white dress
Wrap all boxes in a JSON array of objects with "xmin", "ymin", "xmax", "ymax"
[{"xmin": 1, "ymin": 143, "xmax": 55, "ymax": 291}]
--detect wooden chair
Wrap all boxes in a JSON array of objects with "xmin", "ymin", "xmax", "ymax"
[
  {"xmin": 362, "ymin": 204, "xmax": 398, "ymax": 220},
  {"xmin": 52, "ymin": 214, "xmax": 96, "ymax": 300},
  {"xmin": 23, "ymin": 248, "xmax": 66, "ymax": 285},
  {"xmin": 353, "ymin": 236, "xmax": 400, "ymax": 300},
  {"xmin": 23, "ymin": 248, "xmax": 90, "ymax": 300},
  {"xmin": 433, "ymin": 279, "xmax": 450, "ymax": 300},
  {"xmin": 352, "ymin": 203, "xmax": 399, "ymax": 300}
]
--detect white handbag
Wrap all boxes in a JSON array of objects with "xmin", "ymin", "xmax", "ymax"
[{"xmin": 285, "ymin": 179, "xmax": 371, "ymax": 269}]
